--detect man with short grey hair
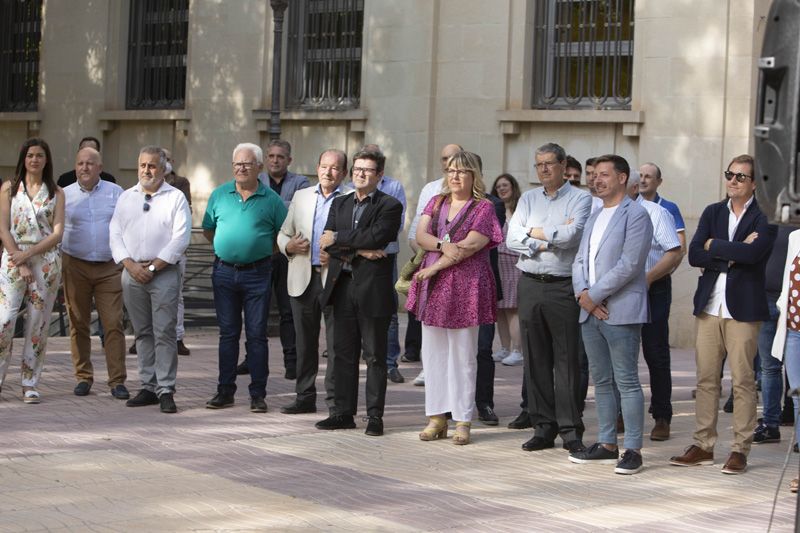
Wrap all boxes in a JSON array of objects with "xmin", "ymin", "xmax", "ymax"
[
  {"xmin": 507, "ymin": 142, "xmax": 592, "ymax": 453},
  {"xmin": 110, "ymin": 146, "xmax": 191, "ymax": 413}
]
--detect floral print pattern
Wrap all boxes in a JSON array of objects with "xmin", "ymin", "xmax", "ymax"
[{"xmin": 0, "ymin": 183, "xmax": 62, "ymax": 390}]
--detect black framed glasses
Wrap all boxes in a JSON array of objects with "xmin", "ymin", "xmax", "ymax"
[
  {"xmin": 143, "ymin": 193, "xmax": 152, "ymax": 212},
  {"xmin": 723, "ymin": 171, "xmax": 753, "ymax": 183}
]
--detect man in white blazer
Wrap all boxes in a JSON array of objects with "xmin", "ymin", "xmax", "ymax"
[
  {"xmin": 569, "ymin": 154, "xmax": 653, "ymax": 475},
  {"xmin": 277, "ymin": 149, "xmax": 352, "ymax": 414}
]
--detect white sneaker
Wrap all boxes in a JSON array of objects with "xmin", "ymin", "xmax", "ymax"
[
  {"xmin": 413, "ymin": 369, "xmax": 425, "ymax": 386},
  {"xmin": 492, "ymin": 347, "xmax": 510, "ymax": 362},
  {"xmin": 502, "ymin": 350, "xmax": 524, "ymax": 366}
]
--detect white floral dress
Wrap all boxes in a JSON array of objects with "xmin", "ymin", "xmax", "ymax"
[{"xmin": 0, "ymin": 182, "xmax": 62, "ymax": 390}]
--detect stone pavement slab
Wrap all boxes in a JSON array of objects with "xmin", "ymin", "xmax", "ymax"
[{"xmin": 0, "ymin": 326, "xmax": 797, "ymax": 531}]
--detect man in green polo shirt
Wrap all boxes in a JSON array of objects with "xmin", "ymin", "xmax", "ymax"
[{"xmin": 202, "ymin": 142, "xmax": 287, "ymax": 413}]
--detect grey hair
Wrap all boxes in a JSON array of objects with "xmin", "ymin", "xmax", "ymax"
[
  {"xmin": 139, "ymin": 146, "xmax": 168, "ymax": 170},
  {"xmin": 627, "ymin": 169, "xmax": 641, "ymax": 189},
  {"xmin": 535, "ymin": 142, "xmax": 566, "ymax": 163},
  {"xmin": 641, "ymin": 162, "xmax": 662, "ymax": 179},
  {"xmin": 233, "ymin": 143, "xmax": 264, "ymax": 165},
  {"xmin": 267, "ymin": 139, "xmax": 292, "ymax": 155}
]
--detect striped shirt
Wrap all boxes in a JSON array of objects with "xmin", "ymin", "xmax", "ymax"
[{"xmin": 636, "ymin": 195, "xmax": 681, "ymax": 272}]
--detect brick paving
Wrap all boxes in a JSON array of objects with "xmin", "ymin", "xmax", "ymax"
[{"xmin": 1, "ymin": 321, "xmax": 797, "ymax": 532}]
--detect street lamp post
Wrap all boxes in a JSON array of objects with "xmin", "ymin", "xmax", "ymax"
[{"xmin": 269, "ymin": 0, "xmax": 289, "ymax": 140}]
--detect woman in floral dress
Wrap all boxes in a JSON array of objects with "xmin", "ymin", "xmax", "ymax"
[
  {"xmin": 0, "ymin": 138, "xmax": 64, "ymax": 403},
  {"xmin": 406, "ymin": 151, "xmax": 503, "ymax": 445}
]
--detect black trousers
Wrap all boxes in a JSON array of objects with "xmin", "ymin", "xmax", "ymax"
[
  {"xmin": 332, "ymin": 275, "xmax": 390, "ymax": 417},
  {"xmin": 475, "ymin": 322, "xmax": 495, "ymax": 409},
  {"xmin": 404, "ymin": 311, "xmax": 422, "ymax": 358},
  {"xmin": 518, "ymin": 275, "xmax": 583, "ymax": 442},
  {"xmin": 289, "ymin": 269, "xmax": 336, "ymax": 409},
  {"xmin": 270, "ymin": 253, "xmax": 296, "ymax": 369},
  {"xmin": 641, "ymin": 275, "xmax": 673, "ymax": 421}
]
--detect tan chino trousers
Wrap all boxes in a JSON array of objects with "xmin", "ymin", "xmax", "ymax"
[
  {"xmin": 62, "ymin": 253, "xmax": 127, "ymax": 388},
  {"xmin": 693, "ymin": 312, "xmax": 760, "ymax": 455}
]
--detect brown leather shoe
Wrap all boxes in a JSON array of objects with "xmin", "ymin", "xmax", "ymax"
[
  {"xmin": 177, "ymin": 340, "xmax": 191, "ymax": 356},
  {"xmin": 721, "ymin": 451, "xmax": 747, "ymax": 474},
  {"xmin": 650, "ymin": 418, "xmax": 670, "ymax": 441},
  {"xmin": 669, "ymin": 445, "xmax": 714, "ymax": 466}
]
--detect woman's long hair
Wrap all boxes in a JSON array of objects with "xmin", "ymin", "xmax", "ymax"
[
  {"xmin": 12, "ymin": 138, "xmax": 56, "ymax": 199},
  {"xmin": 491, "ymin": 173, "xmax": 521, "ymax": 214},
  {"xmin": 441, "ymin": 150, "xmax": 486, "ymax": 200}
]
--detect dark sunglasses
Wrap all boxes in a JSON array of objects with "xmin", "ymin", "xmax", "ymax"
[
  {"xmin": 143, "ymin": 193, "xmax": 152, "ymax": 212},
  {"xmin": 723, "ymin": 171, "xmax": 752, "ymax": 183}
]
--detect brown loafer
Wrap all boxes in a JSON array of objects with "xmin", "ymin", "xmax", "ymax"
[
  {"xmin": 669, "ymin": 444, "xmax": 714, "ymax": 466},
  {"xmin": 650, "ymin": 418, "xmax": 670, "ymax": 441},
  {"xmin": 721, "ymin": 451, "xmax": 747, "ymax": 474}
]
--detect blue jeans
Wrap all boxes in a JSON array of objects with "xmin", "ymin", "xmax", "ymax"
[
  {"xmin": 759, "ymin": 295, "xmax": 782, "ymax": 427},
  {"xmin": 582, "ymin": 317, "xmax": 644, "ymax": 450},
  {"xmin": 386, "ymin": 256, "xmax": 400, "ymax": 370},
  {"xmin": 212, "ymin": 258, "xmax": 271, "ymax": 398},
  {"xmin": 784, "ymin": 329, "xmax": 800, "ymax": 445}
]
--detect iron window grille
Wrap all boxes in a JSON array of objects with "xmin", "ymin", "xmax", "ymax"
[
  {"xmin": 286, "ymin": 0, "xmax": 364, "ymax": 111},
  {"xmin": 126, "ymin": 0, "xmax": 189, "ymax": 110},
  {"xmin": 0, "ymin": 0, "xmax": 42, "ymax": 112},
  {"xmin": 532, "ymin": 0, "xmax": 634, "ymax": 110}
]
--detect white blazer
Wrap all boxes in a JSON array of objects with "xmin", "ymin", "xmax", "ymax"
[
  {"xmin": 277, "ymin": 184, "xmax": 352, "ymax": 297},
  {"xmin": 772, "ymin": 229, "xmax": 800, "ymax": 360}
]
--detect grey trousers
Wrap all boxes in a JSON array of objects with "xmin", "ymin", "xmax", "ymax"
[{"xmin": 122, "ymin": 265, "xmax": 180, "ymax": 396}]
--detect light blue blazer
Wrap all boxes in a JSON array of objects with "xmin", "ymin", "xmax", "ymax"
[{"xmin": 572, "ymin": 196, "xmax": 653, "ymax": 325}]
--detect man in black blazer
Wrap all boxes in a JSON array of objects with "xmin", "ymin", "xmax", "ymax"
[
  {"xmin": 670, "ymin": 154, "xmax": 775, "ymax": 475},
  {"xmin": 316, "ymin": 148, "xmax": 403, "ymax": 436}
]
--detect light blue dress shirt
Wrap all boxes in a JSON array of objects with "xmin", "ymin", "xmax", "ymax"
[
  {"xmin": 377, "ymin": 175, "xmax": 406, "ymax": 254},
  {"xmin": 636, "ymin": 195, "xmax": 681, "ymax": 272},
  {"xmin": 311, "ymin": 183, "xmax": 350, "ymax": 266},
  {"xmin": 63, "ymin": 180, "xmax": 124, "ymax": 262}
]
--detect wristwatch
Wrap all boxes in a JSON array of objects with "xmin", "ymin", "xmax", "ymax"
[
  {"xmin": 148, "ymin": 264, "xmax": 156, "ymax": 273},
  {"xmin": 436, "ymin": 240, "xmax": 443, "ymax": 251}
]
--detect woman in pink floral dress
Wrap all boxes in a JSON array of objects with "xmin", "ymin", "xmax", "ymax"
[
  {"xmin": 0, "ymin": 138, "xmax": 64, "ymax": 403},
  {"xmin": 406, "ymin": 151, "xmax": 502, "ymax": 445}
]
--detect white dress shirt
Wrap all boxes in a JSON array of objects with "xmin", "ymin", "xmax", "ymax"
[
  {"xmin": 408, "ymin": 177, "xmax": 444, "ymax": 243},
  {"xmin": 63, "ymin": 180, "xmax": 124, "ymax": 262},
  {"xmin": 110, "ymin": 181, "xmax": 191, "ymax": 265}
]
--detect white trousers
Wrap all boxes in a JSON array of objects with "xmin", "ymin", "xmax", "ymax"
[{"xmin": 421, "ymin": 324, "xmax": 479, "ymax": 422}]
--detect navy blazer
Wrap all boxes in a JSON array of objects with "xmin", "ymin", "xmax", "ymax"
[
  {"xmin": 688, "ymin": 198, "xmax": 775, "ymax": 322},
  {"xmin": 319, "ymin": 189, "xmax": 403, "ymax": 317}
]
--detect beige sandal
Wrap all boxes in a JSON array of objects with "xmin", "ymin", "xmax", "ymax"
[
  {"xmin": 419, "ymin": 415, "xmax": 448, "ymax": 441},
  {"xmin": 791, "ymin": 479, "xmax": 798, "ymax": 493},
  {"xmin": 453, "ymin": 422, "xmax": 471, "ymax": 445}
]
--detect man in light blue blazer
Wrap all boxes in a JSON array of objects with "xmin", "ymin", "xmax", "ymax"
[{"xmin": 569, "ymin": 154, "xmax": 653, "ymax": 475}]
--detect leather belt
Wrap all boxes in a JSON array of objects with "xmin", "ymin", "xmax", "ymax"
[
  {"xmin": 215, "ymin": 255, "xmax": 270, "ymax": 270},
  {"xmin": 522, "ymin": 272, "xmax": 571, "ymax": 283}
]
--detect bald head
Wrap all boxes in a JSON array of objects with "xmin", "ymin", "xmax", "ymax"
[
  {"xmin": 440, "ymin": 143, "xmax": 463, "ymax": 173},
  {"xmin": 75, "ymin": 147, "xmax": 103, "ymax": 190}
]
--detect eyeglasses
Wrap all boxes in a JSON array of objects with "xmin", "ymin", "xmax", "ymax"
[
  {"xmin": 232, "ymin": 161, "xmax": 256, "ymax": 170},
  {"xmin": 445, "ymin": 169, "xmax": 472, "ymax": 178},
  {"xmin": 723, "ymin": 171, "xmax": 753, "ymax": 183},
  {"xmin": 143, "ymin": 193, "xmax": 152, "ymax": 212},
  {"xmin": 535, "ymin": 161, "xmax": 560, "ymax": 171},
  {"xmin": 352, "ymin": 167, "xmax": 378, "ymax": 175}
]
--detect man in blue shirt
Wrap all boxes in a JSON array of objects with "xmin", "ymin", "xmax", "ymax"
[{"xmin": 639, "ymin": 163, "xmax": 687, "ymax": 254}]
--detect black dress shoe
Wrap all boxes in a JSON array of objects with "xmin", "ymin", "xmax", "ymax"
[
  {"xmin": 111, "ymin": 384, "xmax": 130, "ymax": 400},
  {"xmin": 250, "ymin": 396, "xmax": 268, "ymax": 413},
  {"xmin": 236, "ymin": 361, "xmax": 249, "ymax": 375},
  {"xmin": 315, "ymin": 415, "xmax": 356, "ymax": 430},
  {"xmin": 400, "ymin": 352, "xmax": 420, "ymax": 363},
  {"xmin": 508, "ymin": 411, "xmax": 532, "ymax": 429},
  {"xmin": 280, "ymin": 401, "xmax": 317, "ymax": 414},
  {"xmin": 388, "ymin": 368, "xmax": 405, "ymax": 383},
  {"xmin": 206, "ymin": 392, "xmax": 235, "ymax": 409},
  {"xmin": 723, "ymin": 393, "xmax": 734, "ymax": 413},
  {"xmin": 364, "ymin": 416, "xmax": 384, "ymax": 436},
  {"xmin": 126, "ymin": 389, "xmax": 159, "ymax": 407},
  {"xmin": 128, "ymin": 343, "xmax": 137, "ymax": 355},
  {"xmin": 477, "ymin": 405, "xmax": 499, "ymax": 426},
  {"xmin": 522, "ymin": 436, "xmax": 555, "ymax": 451},
  {"xmin": 160, "ymin": 393, "xmax": 177, "ymax": 413},
  {"xmin": 284, "ymin": 367, "xmax": 297, "ymax": 380},
  {"xmin": 177, "ymin": 340, "xmax": 191, "ymax": 356},
  {"xmin": 563, "ymin": 439, "xmax": 586, "ymax": 453},
  {"xmin": 74, "ymin": 381, "xmax": 91, "ymax": 396}
]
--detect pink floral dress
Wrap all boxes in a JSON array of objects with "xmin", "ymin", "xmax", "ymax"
[
  {"xmin": 406, "ymin": 195, "xmax": 503, "ymax": 328},
  {"xmin": 0, "ymin": 182, "xmax": 62, "ymax": 390}
]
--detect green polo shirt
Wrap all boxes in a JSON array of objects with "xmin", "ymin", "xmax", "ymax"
[{"xmin": 202, "ymin": 180, "xmax": 288, "ymax": 264}]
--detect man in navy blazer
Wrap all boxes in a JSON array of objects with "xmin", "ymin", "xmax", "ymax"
[
  {"xmin": 670, "ymin": 154, "xmax": 774, "ymax": 475},
  {"xmin": 569, "ymin": 154, "xmax": 653, "ymax": 475},
  {"xmin": 315, "ymin": 148, "xmax": 403, "ymax": 437}
]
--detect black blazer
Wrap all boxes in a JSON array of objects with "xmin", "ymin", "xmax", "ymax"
[
  {"xmin": 688, "ymin": 197, "xmax": 775, "ymax": 322},
  {"xmin": 319, "ymin": 189, "xmax": 403, "ymax": 317}
]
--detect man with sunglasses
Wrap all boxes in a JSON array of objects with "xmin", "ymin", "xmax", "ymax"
[
  {"xmin": 671, "ymin": 154, "xmax": 775, "ymax": 474},
  {"xmin": 110, "ymin": 146, "xmax": 191, "ymax": 414}
]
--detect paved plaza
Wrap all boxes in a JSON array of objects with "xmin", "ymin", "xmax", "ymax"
[{"xmin": 1, "ymin": 322, "xmax": 798, "ymax": 532}]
